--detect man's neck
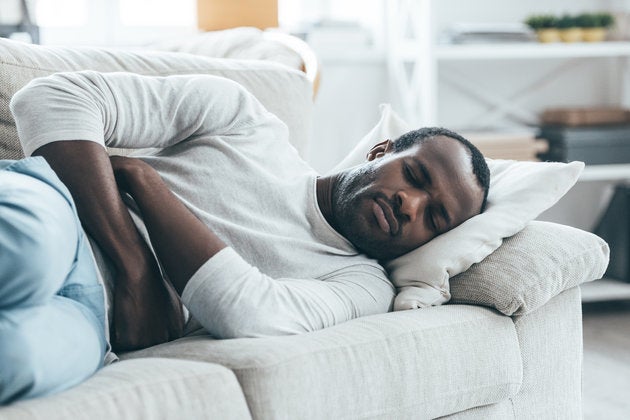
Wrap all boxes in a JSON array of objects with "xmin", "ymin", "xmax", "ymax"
[{"xmin": 316, "ymin": 174, "xmax": 340, "ymax": 232}]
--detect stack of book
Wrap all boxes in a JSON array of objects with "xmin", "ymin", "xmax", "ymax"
[
  {"xmin": 463, "ymin": 131, "xmax": 547, "ymax": 161},
  {"xmin": 537, "ymin": 107, "xmax": 630, "ymax": 165}
]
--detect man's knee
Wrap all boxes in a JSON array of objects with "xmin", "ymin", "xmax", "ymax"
[
  {"xmin": 0, "ymin": 217, "xmax": 74, "ymax": 307},
  {"xmin": 0, "ymin": 175, "xmax": 79, "ymax": 307},
  {"xmin": 0, "ymin": 322, "xmax": 36, "ymax": 404},
  {"xmin": 0, "ymin": 302, "xmax": 105, "ymax": 405}
]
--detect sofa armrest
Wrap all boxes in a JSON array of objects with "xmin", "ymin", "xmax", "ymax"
[
  {"xmin": 148, "ymin": 28, "xmax": 320, "ymax": 97},
  {"xmin": 449, "ymin": 221, "xmax": 609, "ymax": 316}
]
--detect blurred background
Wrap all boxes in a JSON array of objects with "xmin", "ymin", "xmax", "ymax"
[{"xmin": 2, "ymin": 1, "xmax": 630, "ymax": 416}]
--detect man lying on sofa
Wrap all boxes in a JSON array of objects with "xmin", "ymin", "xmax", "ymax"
[{"xmin": 0, "ymin": 71, "xmax": 489, "ymax": 404}]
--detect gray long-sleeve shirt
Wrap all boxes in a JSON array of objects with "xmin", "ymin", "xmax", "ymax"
[{"xmin": 11, "ymin": 71, "xmax": 395, "ymax": 339}]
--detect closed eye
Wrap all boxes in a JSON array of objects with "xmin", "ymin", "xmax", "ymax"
[
  {"xmin": 427, "ymin": 210, "xmax": 437, "ymax": 232},
  {"xmin": 403, "ymin": 161, "xmax": 449, "ymax": 233},
  {"xmin": 403, "ymin": 163, "xmax": 422, "ymax": 187}
]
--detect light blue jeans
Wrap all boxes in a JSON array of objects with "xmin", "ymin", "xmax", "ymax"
[{"xmin": 0, "ymin": 157, "xmax": 107, "ymax": 405}]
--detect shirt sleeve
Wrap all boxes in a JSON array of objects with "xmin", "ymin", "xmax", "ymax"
[
  {"xmin": 10, "ymin": 70, "xmax": 273, "ymax": 156},
  {"xmin": 181, "ymin": 248, "xmax": 395, "ymax": 338}
]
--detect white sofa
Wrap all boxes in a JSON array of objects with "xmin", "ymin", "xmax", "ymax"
[{"xmin": 0, "ymin": 37, "xmax": 609, "ymax": 419}]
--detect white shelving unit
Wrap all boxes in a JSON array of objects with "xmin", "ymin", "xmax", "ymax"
[
  {"xmin": 579, "ymin": 165, "xmax": 630, "ymax": 302},
  {"xmin": 386, "ymin": 0, "xmax": 630, "ymax": 128},
  {"xmin": 435, "ymin": 41, "xmax": 630, "ymax": 60}
]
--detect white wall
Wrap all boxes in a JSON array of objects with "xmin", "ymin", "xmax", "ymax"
[
  {"xmin": 306, "ymin": 56, "xmax": 389, "ymax": 173},
  {"xmin": 33, "ymin": 0, "xmax": 197, "ymax": 46}
]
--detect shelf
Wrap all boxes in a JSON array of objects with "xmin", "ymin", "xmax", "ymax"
[
  {"xmin": 428, "ymin": 41, "xmax": 630, "ymax": 61},
  {"xmin": 581, "ymin": 278, "xmax": 630, "ymax": 302},
  {"xmin": 580, "ymin": 164, "xmax": 630, "ymax": 182},
  {"xmin": 386, "ymin": 0, "xmax": 630, "ymax": 128},
  {"xmin": 398, "ymin": 41, "xmax": 630, "ymax": 62}
]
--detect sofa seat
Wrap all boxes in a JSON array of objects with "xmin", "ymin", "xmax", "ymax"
[
  {"xmin": 0, "ymin": 358, "xmax": 252, "ymax": 420},
  {"xmin": 122, "ymin": 304, "xmax": 523, "ymax": 419}
]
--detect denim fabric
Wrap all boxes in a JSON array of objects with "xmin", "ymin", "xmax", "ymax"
[{"xmin": 0, "ymin": 157, "xmax": 107, "ymax": 405}]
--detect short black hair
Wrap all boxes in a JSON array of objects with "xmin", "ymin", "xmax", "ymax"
[{"xmin": 392, "ymin": 127, "xmax": 490, "ymax": 212}]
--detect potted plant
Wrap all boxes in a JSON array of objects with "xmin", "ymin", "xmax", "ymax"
[
  {"xmin": 525, "ymin": 15, "xmax": 560, "ymax": 43},
  {"xmin": 557, "ymin": 14, "xmax": 583, "ymax": 42},
  {"xmin": 577, "ymin": 12, "xmax": 615, "ymax": 42}
]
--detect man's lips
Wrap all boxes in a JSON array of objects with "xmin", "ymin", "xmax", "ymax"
[{"xmin": 373, "ymin": 198, "xmax": 400, "ymax": 236}]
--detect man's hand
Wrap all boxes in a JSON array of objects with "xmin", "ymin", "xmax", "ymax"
[{"xmin": 112, "ymin": 254, "xmax": 184, "ymax": 352}]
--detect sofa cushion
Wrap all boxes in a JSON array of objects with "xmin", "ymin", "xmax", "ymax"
[
  {"xmin": 0, "ymin": 358, "xmax": 252, "ymax": 420},
  {"xmin": 449, "ymin": 221, "xmax": 609, "ymax": 315},
  {"xmin": 122, "ymin": 305, "xmax": 523, "ymax": 420},
  {"xmin": 0, "ymin": 37, "xmax": 312, "ymax": 159}
]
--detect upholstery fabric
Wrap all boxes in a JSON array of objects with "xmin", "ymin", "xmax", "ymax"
[
  {"xmin": 510, "ymin": 286, "xmax": 583, "ymax": 419},
  {"xmin": 0, "ymin": 358, "xmax": 252, "ymax": 420},
  {"xmin": 122, "ymin": 305, "xmax": 522, "ymax": 420},
  {"xmin": 0, "ymin": 37, "xmax": 313, "ymax": 159},
  {"xmin": 450, "ymin": 221, "xmax": 609, "ymax": 315},
  {"xmin": 441, "ymin": 287, "xmax": 584, "ymax": 419},
  {"xmin": 441, "ymin": 399, "xmax": 515, "ymax": 419}
]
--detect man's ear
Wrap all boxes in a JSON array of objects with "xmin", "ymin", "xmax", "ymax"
[{"xmin": 366, "ymin": 139, "xmax": 394, "ymax": 161}]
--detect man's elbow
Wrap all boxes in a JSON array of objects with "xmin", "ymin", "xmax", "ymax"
[
  {"xmin": 9, "ymin": 81, "xmax": 38, "ymax": 122},
  {"xmin": 10, "ymin": 78, "xmax": 61, "ymax": 156}
]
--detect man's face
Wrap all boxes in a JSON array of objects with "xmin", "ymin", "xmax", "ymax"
[{"xmin": 333, "ymin": 136, "xmax": 484, "ymax": 260}]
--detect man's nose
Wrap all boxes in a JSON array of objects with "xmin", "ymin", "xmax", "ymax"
[{"xmin": 397, "ymin": 189, "xmax": 428, "ymax": 222}]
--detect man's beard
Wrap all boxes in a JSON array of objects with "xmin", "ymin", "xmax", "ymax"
[{"xmin": 331, "ymin": 164, "xmax": 393, "ymax": 260}]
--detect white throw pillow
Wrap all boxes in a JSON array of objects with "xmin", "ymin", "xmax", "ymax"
[{"xmin": 331, "ymin": 104, "xmax": 584, "ymax": 311}]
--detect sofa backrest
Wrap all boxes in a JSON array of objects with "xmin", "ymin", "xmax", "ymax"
[{"xmin": 0, "ymin": 37, "xmax": 313, "ymax": 160}]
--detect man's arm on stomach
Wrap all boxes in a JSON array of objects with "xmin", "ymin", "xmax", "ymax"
[
  {"xmin": 109, "ymin": 155, "xmax": 227, "ymax": 295},
  {"xmin": 33, "ymin": 141, "xmax": 184, "ymax": 351}
]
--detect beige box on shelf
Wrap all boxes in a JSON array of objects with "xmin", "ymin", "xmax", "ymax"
[
  {"xmin": 197, "ymin": 0, "xmax": 278, "ymax": 31},
  {"xmin": 541, "ymin": 107, "xmax": 630, "ymax": 127},
  {"xmin": 464, "ymin": 131, "xmax": 548, "ymax": 161}
]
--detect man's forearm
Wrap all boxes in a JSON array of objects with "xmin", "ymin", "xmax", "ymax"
[
  {"xmin": 34, "ymin": 141, "xmax": 185, "ymax": 350},
  {"xmin": 111, "ymin": 156, "xmax": 227, "ymax": 295},
  {"xmin": 33, "ymin": 141, "xmax": 154, "ymax": 277}
]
